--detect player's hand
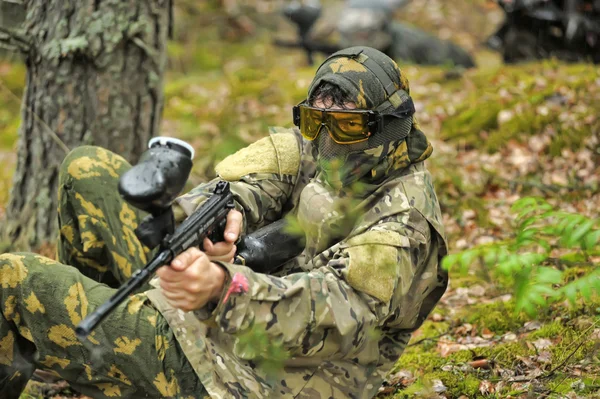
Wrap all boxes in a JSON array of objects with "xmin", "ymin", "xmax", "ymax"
[
  {"xmin": 203, "ymin": 209, "xmax": 242, "ymax": 263},
  {"xmin": 156, "ymin": 247, "xmax": 226, "ymax": 311}
]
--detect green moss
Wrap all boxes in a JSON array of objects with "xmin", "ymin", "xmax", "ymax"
[
  {"xmin": 475, "ymin": 341, "xmax": 530, "ymax": 365},
  {"xmin": 465, "ymin": 301, "xmax": 529, "ymax": 334},
  {"xmin": 396, "ymin": 351, "xmax": 447, "ymax": 374},
  {"xmin": 528, "ymin": 320, "xmax": 565, "ymax": 339},
  {"xmin": 407, "ymin": 321, "xmax": 451, "ymax": 353},
  {"xmin": 442, "ymin": 96, "xmax": 502, "ymax": 141},
  {"xmin": 428, "ymin": 372, "xmax": 481, "ymax": 397},
  {"xmin": 440, "ymin": 63, "xmax": 600, "ymax": 154}
]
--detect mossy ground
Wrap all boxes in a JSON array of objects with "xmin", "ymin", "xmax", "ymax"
[{"xmin": 0, "ymin": 1, "xmax": 598, "ymax": 398}]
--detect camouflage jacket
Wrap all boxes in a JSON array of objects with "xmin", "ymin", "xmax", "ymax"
[{"xmin": 146, "ymin": 127, "xmax": 448, "ymax": 398}]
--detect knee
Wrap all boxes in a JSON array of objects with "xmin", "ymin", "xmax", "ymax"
[{"xmin": 59, "ymin": 146, "xmax": 131, "ymax": 189}]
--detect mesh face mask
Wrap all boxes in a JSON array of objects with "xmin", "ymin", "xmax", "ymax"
[{"xmin": 316, "ymin": 116, "xmax": 413, "ymax": 187}]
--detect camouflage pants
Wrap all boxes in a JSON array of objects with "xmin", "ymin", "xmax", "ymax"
[{"xmin": 0, "ymin": 146, "xmax": 208, "ymax": 398}]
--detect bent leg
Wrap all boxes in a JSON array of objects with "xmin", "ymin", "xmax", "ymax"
[
  {"xmin": 57, "ymin": 146, "xmax": 151, "ymax": 287},
  {"xmin": 0, "ymin": 253, "xmax": 208, "ymax": 399}
]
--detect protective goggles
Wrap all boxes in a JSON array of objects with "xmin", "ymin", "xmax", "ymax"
[{"xmin": 293, "ymin": 101, "xmax": 384, "ymax": 144}]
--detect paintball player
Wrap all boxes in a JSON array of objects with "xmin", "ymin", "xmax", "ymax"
[
  {"xmin": 285, "ymin": 0, "xmax": 475, "ymax": 67},
  {"xmin": 0, "ymin": 46, "xmax": 448, "ymax": 398}
]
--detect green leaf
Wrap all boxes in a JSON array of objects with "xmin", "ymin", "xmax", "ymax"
[
  {"xmin": 559, "ymin": 252, "xmax": 586, "ymax": 263},
  {"xmin": 441, "ymin": 253, "xmax": 460, "ymax": 271},
  {"xmin": 459, "ymin": 250, "xmax": 478, "ymax": 274},
  {"xmin": 515, "ymin": 228, "xmax": 537, "ymax": 246},
  {"xmin": 528, "ymin": 290, "xmax": 547, "ymax": 306},
  {"xmin": 583, "ymin": 230, "xmax": 600, "ymax": 250},
  {"xmin": 536, "ymin": 266, "xmax": 562, "ymax": 284},
  {"xmin": 518, "ymin": 253, "xmax": 546, "ymax": 268},
  {"xmin": 562, "ymin": 283, "xmax": 579, "ymax": 306},
  {"xmin": 579, "ymin": 279, "xmax": 592, "ymax": 300},
  {"xmin": 565, "ymin": 219, "xmax": 597, "ymax": 248}
]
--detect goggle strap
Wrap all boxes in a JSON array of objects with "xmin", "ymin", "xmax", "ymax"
[
  {"xmin": 357, "ymin": 53, "xmax": 398, "ymax": 97},
  {"xmin": 375, "ymin": 89, "xmax": 412, "ymax": 113},
  {"xmin": 395, "ymin": 116, "xmax": 413, "ymax": 141}
]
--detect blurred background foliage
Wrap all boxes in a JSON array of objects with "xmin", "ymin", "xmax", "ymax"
[{"xmin": 1, "ymin": 0, "xmax": 599, "ymax": 397}]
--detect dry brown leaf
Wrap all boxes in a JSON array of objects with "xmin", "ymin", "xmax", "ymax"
[{"xmin": 479, "ymin": 380, "xmax": 495, "ymax": 395}]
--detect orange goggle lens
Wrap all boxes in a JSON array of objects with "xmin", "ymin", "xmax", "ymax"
[{"xmin": 293, "ymin": 103, "xmax": 382, "ymax": 144}]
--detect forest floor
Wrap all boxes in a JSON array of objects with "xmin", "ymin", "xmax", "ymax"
[{"xmin": 0, "ymin": 0, "xmax": 599, "ymax": 398}]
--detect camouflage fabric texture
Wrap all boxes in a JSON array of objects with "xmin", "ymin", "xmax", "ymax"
[
  {"xmin": 0, "ymin": 146, "xmax": 208, "ymax": 398},
  {"xmin": 163, "ymin": 126, "xmax": 448, "ymax": 398}
]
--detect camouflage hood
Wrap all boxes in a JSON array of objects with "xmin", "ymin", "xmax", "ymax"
[{"xmin": 307, "ymin": 46, "xmax": 432, "ymax": 187}]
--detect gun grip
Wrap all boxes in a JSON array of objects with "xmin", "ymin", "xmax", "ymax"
[{"xmin": 207, "ymin": 216, "xmax": 227, "ymax": 244}]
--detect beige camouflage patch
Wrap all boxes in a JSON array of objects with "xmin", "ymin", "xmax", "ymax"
[
  {"xmin": 0, "ymin": 254, "xmax": 28, "ymax": 288},
  {"xmin": 111, "ymin": 251, "xmax": 132, "ymax": 278},
  {"xmin": 35, "ymin": 256, "xmax": 56, "ymax": 266},
  {"xmin": 156, "ymin": 335, "xmax": 169, "ymax": 361},
  {"xmin": 24, "ymin": 292, "xmax": 46, "ymax": 314},
  {"xmin": 123, "ymin": 227, "xmax": 146, "ymax": 266},
  {"xmin": 153, "ymin": 371, "xmax": 180, "ymax": 397},
  {"xmin": 95, "ymin": 147, "xmax": 125, "ymax": 174},
  {"xmin": 19, "ymin": 326, "xmax": 33, "ymax": 342},
  {"xmin": 67, "ymin": 149, "xmax": 123, "ymax": 181},
  {"xmin": 47, "ymin": 324, "xmax": 81, "ymax": 348},
  {"xmin": 71, "ymin": 251, "xmax": 108, "ymax": 272},
  {"xmin": 127, "ymin": 294, "xmax": 146, "ymax": 314},
  {"xmin": 4, "ymin": 295, "xmax": 16, "ymax": 320},
  {"xmin": 346, "ymin": 230, "xmax": 410, "ymax": 248},
  {"xmin": 108, "ymin": 364, "xmax": 132, "ymax": 385},
  {"xmin": 87, "ymin": 332, "xmax": 100, "ymax": 346},
  {"xmin": 75, "ymin": 193, "xmax": 105, "ymax": 219},
  {"xmin": 64, "ymin": 282, "xmax": 88, "ymax": 325},
  {"xmin": 119, "ymin": 203, "xmax": 137, "ymax": 229},
  {"xmin": 390, "ymin": 141, "xmax": 411, "ymax": 171},
  {"xmin": 67, "ymin": 157, "xmax": 103, "ymax": 180},
  {"xmin": 328, "ymin": 58, "xmax": 367, "ymax": 74},
  {"xmin": 356, "ymin": 80, "xmax": 368, "ymax": 109},
  {"xmin": 345, "ymin": 243, "xmax": 400, "ymax": 303},
  {"xmin": 400, "ymin": 73, "xmax": 410, "ymax": 93},
  {"xmin": 95, "ymin": 382, "xmax": 121, "ymax": 397},
  {"xmin": 60, "ymin": 225, "xmax": 75, "ymax": 244},
  {"xmin": 84, "ymin": 364, "xmax": 93, "ymax": 380},
  {"xmin": 40, "ymin": 355, "xmax": 70, "ymax": 369},
  {"xmin": 81, "ymin": 231, "xmax": 105, "ymax": 251},
  {"xmin": 215, "ymin": 133, "xmax": 300, "ymax": 181},
  {"xmin": 414, "ymin": 140, "xmax": 433, "ymax": 162},
  {"xmin": 113, "ymin": 336, "xmax": 142, "ymax": 355},
  {"xmin": 0, "ymin": 331, "xmax": 14, "ymax": 366}
]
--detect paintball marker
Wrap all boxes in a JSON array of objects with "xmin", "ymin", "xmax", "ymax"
[
  {"xmin": 274, "ymin": 0, "xmax": 340, "ymax": 65},
  {"xmin": 76, "ymin": 137, "xmax": 304, "ymax": 340}
]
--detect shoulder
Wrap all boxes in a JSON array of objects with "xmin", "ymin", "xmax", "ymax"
[
  {"xmin": 355, "ymin": 163, "xmax": 444, "ymax": 240},
  {"xmin": 214, "ymin": 127, "xmax": 302, "ymax": 181}
]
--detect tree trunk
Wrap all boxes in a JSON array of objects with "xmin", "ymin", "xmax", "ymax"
[{"xmin": 1, "ymin": 0, "xmax": 171, "ymax": 251}]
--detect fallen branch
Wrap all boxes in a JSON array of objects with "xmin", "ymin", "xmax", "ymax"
[
  {"xmin": 407, "ymin": 330, "xmax": 450, "ymax": 347},
  {"xmin": 542, "ymin": 319, "xmax": 600, "ymax": 379}
]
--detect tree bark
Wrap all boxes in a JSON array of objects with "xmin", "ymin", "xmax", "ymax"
[{"xmin": 1, "ymin": 0, "xmax": 171, "ymax": 251}]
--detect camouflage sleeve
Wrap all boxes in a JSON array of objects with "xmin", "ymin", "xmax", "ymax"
[
  {"xmin": 198, "ymin": 214, "xmax": 434, "ymax": 361},
  {"xmin": 172, "ymin": 130, "xmax": 302, "ymax": 233}
]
